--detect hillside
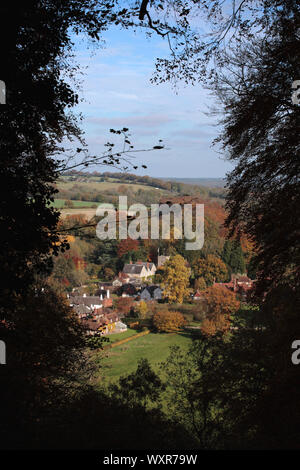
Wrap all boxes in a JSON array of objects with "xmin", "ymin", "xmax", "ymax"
[{"xmin": 54, "ymin": 171, "xmax": 226, "ymax": 217}]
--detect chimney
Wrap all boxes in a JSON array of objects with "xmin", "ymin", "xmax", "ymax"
[{"xmin": 107, "ymin": 289, "xmax": 110, "ymax": 299}]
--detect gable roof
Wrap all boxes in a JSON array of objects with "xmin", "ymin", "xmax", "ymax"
[
  {"xmin": 141, "ymin": 285, "xmax": 161, "ymax": 295},
  {"xmin": 137, "ymin": 261, "xmax": 155, "ymax": 269},
  {"xmin": 71, "ymin": 296, "xmax": 102, "ymax": 307},
  {"xmin": 73, "ymin": 304, "xmax": 91, "ymax": 315},
  {"xmin": 123, "ymin": 264, "xmax": 145, "ymax": 275}
]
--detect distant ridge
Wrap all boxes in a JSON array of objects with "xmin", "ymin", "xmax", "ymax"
[{"xmin": 158, "ymin": 177, "xmax": 225, "ymax": 188}]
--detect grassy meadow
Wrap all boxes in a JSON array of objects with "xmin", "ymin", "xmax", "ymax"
[
  {"xmin": 51, "ymin": 198, "xmax": 97, "ymax": 209},
  {"xmin": 94, "ymin": 331, "xmax": 193, "ymax": 384}
]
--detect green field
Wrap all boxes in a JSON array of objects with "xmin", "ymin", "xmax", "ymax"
[
  {"xmin": 95, "ymin": 331, "xmax": 193, "ymax": 384},
  {"xmin": 51, "ymin": 198, "xmax": 97, "ymax": 208},
  {"xmin": 106, "ymin": 328, "xmax": 140, "ymax": 344}
]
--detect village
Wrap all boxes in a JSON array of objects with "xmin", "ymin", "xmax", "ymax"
[{"xmin": 68, "ymin": 255, "xmax": 255, "ymax": 338}]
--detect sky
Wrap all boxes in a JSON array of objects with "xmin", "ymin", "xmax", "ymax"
[{"xmin": 69, "ymin": 26, "xmax": 234, "ymax": 178}]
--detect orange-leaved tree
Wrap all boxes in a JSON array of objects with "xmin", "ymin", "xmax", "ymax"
[
  {"xmin": 117, "ymin": 238, "xmax": 139, "ymax": 258},
  {"xmin": 114, "ymin": 297, "xmax": 134, "ymax": 316},
  {"xmin": 201, "ymin": 286, "xmax": 240, "ymax": 335},
  {"xmin": 153, "ymin": 310, "xmax": 186, "ymax": 333}
]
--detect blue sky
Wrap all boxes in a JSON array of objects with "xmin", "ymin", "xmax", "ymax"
[{"xmin": 70, "ymin": 26, "xmax": 234, "ymax": 178}]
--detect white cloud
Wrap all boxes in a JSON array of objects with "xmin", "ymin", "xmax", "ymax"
[{"xmin": 69, "ymin": 28, "xmax": 232, "ymax": 177}]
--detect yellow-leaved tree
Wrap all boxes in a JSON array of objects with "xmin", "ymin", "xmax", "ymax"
[
  {"xmin": 193, "ymin": 254, "xmax": 228, "ymax": 286},
  {"xmin": 161, "ymin": 254, "xmax": 191, "ymax": 304},
  {"xmin": 136, "ymin": 300, "xmax": 148, "ymax": 319}
]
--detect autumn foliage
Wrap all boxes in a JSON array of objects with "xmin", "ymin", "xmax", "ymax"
[
  {"xmin": 57, "ymin": 214, "xmax": 88, "ymax": 230},
  {"xmin": 159, "ymin": 196, "xmax": 226, "ymax": 227},
  {"xmin": 161, "ymin": 254, "xmax": 191, "ymax": 304},
  {"xmin": 117, "ymin": 238, "xmax": 139, "ymax": 258},
  {"xmin": 201, "ymin": 286, "xmax": 240, "ymax": 335},
  {"xmin": 153, "ymin": 310, "xmax": 186, "ymax": 333},
  {"xmin": 114, "ymin": 297, "xmax": 134, "ymax": 315},
  {"xmin": 193, "ymin": 254, "xmax": 228, "ymax": 286}
]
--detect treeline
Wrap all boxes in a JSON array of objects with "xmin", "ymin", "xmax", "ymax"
[
  {"xmin": 64, "ymin": 170, "xmax": 173, "ymax": 190},
  {"xmin": 62, "ymin": 170, "xmax": 226, "ymax": 201}
]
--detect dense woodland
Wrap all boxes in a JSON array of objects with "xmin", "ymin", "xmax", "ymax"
[{"xmin": 0, "ymin": 0, "xmax": 299, "ymax": 451}]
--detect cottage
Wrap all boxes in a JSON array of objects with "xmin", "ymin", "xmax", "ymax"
[
  {"xmin": 123, "ymin": 261, "xmax": 156, "ymax": 280},
  {"xmin": 70, "ymin": 290, "xmax": 112, "ymax": 311},
  {"xmin": 81, "ymin": 310, "xmax": 121, "ymax": 336},
  {"xmin": 140, "ymin": 285, "xmax": 162, "ymax": 301}
]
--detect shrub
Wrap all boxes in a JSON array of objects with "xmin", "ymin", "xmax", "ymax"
[{"xmin": 153, "ymin": 310, "xmax": 186, "ymax": 333}]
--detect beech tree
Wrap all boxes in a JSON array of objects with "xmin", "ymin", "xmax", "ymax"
[{"xmin": 201, "ymin": 286, "xmax": 240, "ymax": 336}]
